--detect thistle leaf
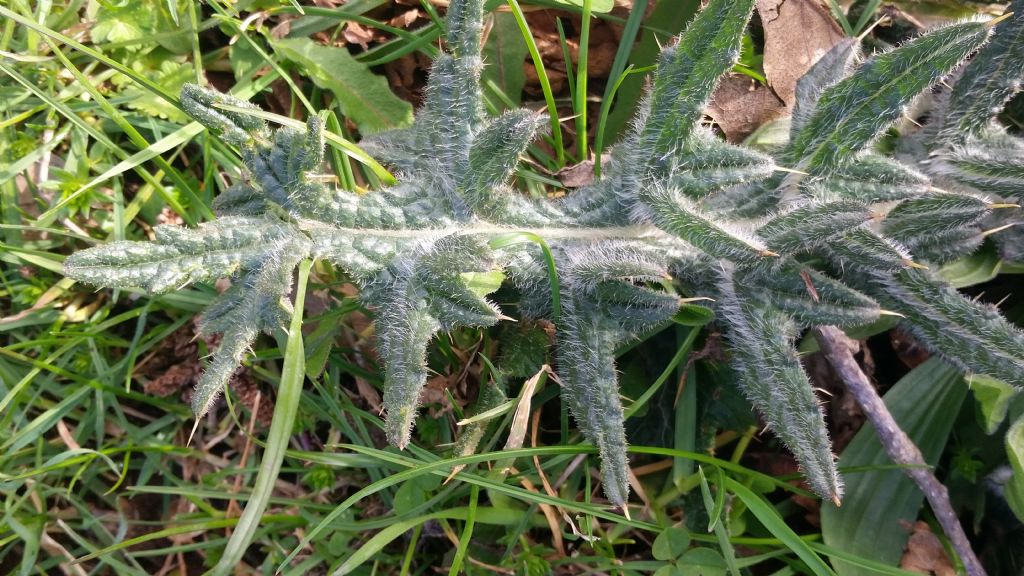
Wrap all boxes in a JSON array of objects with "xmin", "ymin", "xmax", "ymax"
[
  {"xmin": 192, "ymin": 244, "xmax": 309, "ymax": 418},
  {"xmin": 180, "ymin": 83, "xmax": 268, "ymax": 147},
  {"xmin": 567, "ymin": 244, "xmax": 681, "ymax": 335},
  {"xmin": 903, "ymin": 227, "xmax": 985, "ymax": 265},
  {"xmin": 507, "ymin": 242, "xmax": 681, "ymax": 506},
  {"xmin": 369, "ymin": 234, "xmax": 503, "ymax": 447},
  {"xmin": 875, "ymin": 268, "xmax": 1024, "ymax": 387},
  {"xmin": 932, "ymin": 128, "xmax": 1024, "ymax": 199},
  {"xmin": 310, "ymin": 229, "xmax": 405, "ymax": 282},
  {"xmin": 556, "ymin": 304, "xmax": 632, "ymax": 506},
  {"xmin": 718, "ymin": 271, "xmax": 843, "ymax": 501},
  {"xmin": 736, "ymin": 265, "xmax": 881, "ymax": 328},
  {"xmin": 995, "ymin": 224, "xmax": 1024, "ymax": 263},
  {"xmin": 940, "ymin": 2, "xmax": 1024, "ymax": 141},
  {"xmin": 62, "ymin": 0, "xmax": 1024, "ymax": 516},
  {"xmin": 637, "ymin": 0, "xmax": 756, "ymax": 164},
  {"xmin": 64, "ymin": 217, "xmax": 303, "ymax": 293},
  {"xmin": 557, "ymin": 244, "xmax": 681, "ymax": 505},
  {"xmin": 826, "ymin": 227, "xmax": 913, "ymax": 273},
  {"xmin": 639, "ymin": 186, "xmax": 773, "ymax": 265},
  {"xmin": 789, "ymin": 21, "xmax": 992, "ymax": 173},
  {"xmin": 791, "ymin": 38, "xmax": 860, "ymax": 139},
  {"xmin": 881, "ymin": 192, "xmax": 993, "ymax": 247},
  {"xmin": 212, "ymin": 183, "xmax": 268, "ymax": 216},
  {"xmin": 374, "ymin": 305, "xmax": 441, "ymax": 448},
  {"xmin": 467, "ymin": 109, "xmax": 546, "ymax": 205},
  {"xmin": 193, "ymin": 321, "xmax": 260, "ymax": 420},
  {"xmin": 758, "ymin": 200, "xmax": 873, "ymax": 255},
  {"xmin": 669, "ymin": 130, "xmax": 776, "ymax": 199},
  {"xmin": 801, "ymin": 153, "xmax": 932, "ymax": 203}
]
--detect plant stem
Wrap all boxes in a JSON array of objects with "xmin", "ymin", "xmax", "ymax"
[{"xmin": 813, "ymin": 326, "xmax": 986, "ymax": 576}]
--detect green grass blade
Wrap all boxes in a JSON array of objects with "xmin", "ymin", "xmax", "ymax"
[
  {"xmin": 447, "ymin": 484, "xmax": 480, "ymax": 575},
  {"xmin": 623, "ymin": 326, "xmax": 697, "ymax": 418},
  {"xmin": 209, "ymin": 259, "xmax": 312, "ymax": 576},
  {"xmin": 824, "ymin": 0, "xmax": 853, "ymax": 35},
  {"xmin": 0, "ymin": 61, "xmax": 193, "ymax": 225},
  {"xmin": 0, "ymin": 5, "xmax": 179, "ymax": 109},
  {"xmin": 850, "ymin": 0, "xmax": 883, "ymax": 36},
  {"xmin": 506, "ymin": 0, "xmax": 566, "ymax": 166},
  {"xmin": 807, "ymin": 543, "xmax": 923, "ymax": 576},
  {"xmin": 725, "ymin": 477, "xmax": 836, "ymax": 576},
  {"xmin": 575, "ymin": 0, "xmax": 593, "ymax": 160}
]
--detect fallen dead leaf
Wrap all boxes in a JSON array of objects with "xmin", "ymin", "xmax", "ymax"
[
  {"xmin": 708, "ymin": 73, "xmax": 786, "ymax": 142},
  {"xmin": 900, "ymin": 521, "xmax": 956, "ymax": 576},
  {"xmin": 502, "ymin": 365, "xmax": 548, "ymax": 455},
  {"xmin": 756, "ymin": 0, "xmax": 845, "ymax": 108},
  {"xmin": 270, "ymin": 18, "xmax": 291, "ymax": 41},
  {"xmin": 556, "ymin": 155, "xmax": 610, "ymax": 187},
  {"xmin": 355, "ymin": 376, "xmax": 383, "ymax": 414},
  {"xmin": 343, "ymin": 21, "xmax": 376, "ymax": 49},
  {"xmin": 892, "ymin": 328, "xmax": 932, "ymax": 369},
  {"xmin": 388, "ymin": 9, "xmax": 421, "ymax": 29}
]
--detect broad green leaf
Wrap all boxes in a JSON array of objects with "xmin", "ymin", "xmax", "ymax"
[
  {"xmin": 679, "ymin": 548, "xmax": 727, "ymax": 576},
  {"xmin": 653, "ymin": 527, "xmax": 691, "ymax": 561},
  {"xmin": 1006, "ymin": 412, "xmax": 1024, "ymax": 522},
  {"xmin": 970, "ymin": 375, "xmax": 1018, "ymax": 435},
  {"xmin": 821, "ymin": 358, "xmax": 967, "ymax": 575},
  {"xmin": 481, "ymin": 12, "xmax": 529, "ymax": 106},
  {"xmin": 673, "ymin": 304, "xmax": 715, "ymax": 327},
  {"xmin": 392, "ymin": 478, "xmax": 429, "ymax": 516},
  {"xmin": 940, "ymin": 244, "xmax": 1003, "ymax": 288},
  {"xmin": 92, "ymin": 2, "xmax": 153, "ymax": 45},
  {"xmin": 230, "ymin": 38, "xmax": 265, "ymax": 82},
  {"xmin": 460, "ymin": 270, "xmax": 506, "ymax": 298},
  {"xmin": 273, "ymin": 37, "xmax": 413, "ymax": 134},
  {"xmin": 304, "ymin": 319, "xmax": 342, "ymax": 380}
]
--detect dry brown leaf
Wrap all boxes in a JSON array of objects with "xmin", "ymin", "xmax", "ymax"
[
  {"xmin": 502, "ymin": 365, "xmax": 548, "ymax": 455},
  {"xmin": 343, "ymin": 21, "xmax": 376, "ymax": 50},
  {"xmin": 586, "ymin": 20, "xmax": 619, "ymax": 79},
  {"xmin": 556, "ymin": 155, "xmax": 610, "ymax": 188},
  {"xmin": 707, "ymin": 73, "xmax": 786, "ymax": 142},
  {"xmin": 388, "ymin": 9, "xmax": 421, "ymax": 29},
  {"xmin": 756, "ymin": 0, "xmax": 845, "ymax": 107},
  {"xmin": 900, "ymin": 521, "xmax": 956, "ymax": 576},
  {"xmin": 270, "ymin": 18, "xmax": 291, "ymax": 41}
]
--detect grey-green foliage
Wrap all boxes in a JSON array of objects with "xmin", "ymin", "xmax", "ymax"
[
  {"xmin": 926, "ymin": 2, "xmax": 1024, "ymax": 263},
  {"xmin": 64, "ymin": 0, "xmax": 1024, "ymax": 508}
]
